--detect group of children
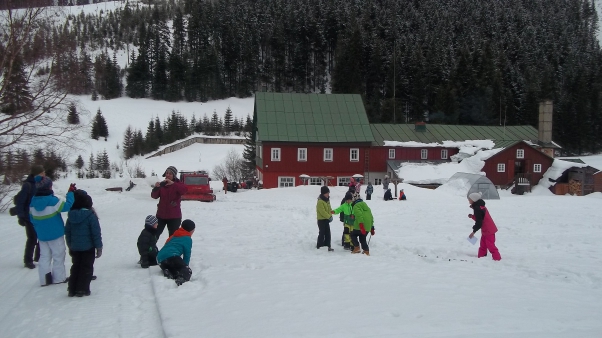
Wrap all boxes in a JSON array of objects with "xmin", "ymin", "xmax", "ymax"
[{"xmin": 315, "ymin": 183, "xmax": 502, "ymax": 260}]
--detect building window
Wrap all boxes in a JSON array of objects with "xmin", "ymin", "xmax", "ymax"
[
  {"xmin": 279, "ymin": 177, "xmax": 294, "ymax": 187},
  {"xmin": 374, "ymin": 178, "xmax": 382, "ymax": 186},
  {"xmin": 497, "ymin": 163, "xmax": 506, "ymax": 172},
  {"xmin": 350, "ymin": 148, "xmax": 359, "ymax": 162},
  {"xmin": 338, "ymin": 177, "xmax": 350, "ymax": 186},
  {"xmin": 516, "ymin": 149, "xmax": 524, "ymax": 159},
  {"xmin": 534, "ymin": 164, "xmax": 542, "ymax": 173},
  {"xmin": 421, "ymin": 149, "xmax": 428, "ymax": 159},
  {"xmin": 298, "ymin": 148, "xmax": 307, "ymax": 162},
  {"xmin": 389, "ymin": 149, "xmax": 395, "ymax": 159},
  {"xmin": 309, "ymin": 177, "xmax": 323, "ymax": 185},
  {"xmin": 271, "ymin": 148, "xmax": 281, "ymax": 161},
  {"xmin": 324, "ymin": 148, "xmax": 333, "ymax": 162},
  {"xmin": 441, "ymin": 149, "xmax": 448, "ymax": 160}
]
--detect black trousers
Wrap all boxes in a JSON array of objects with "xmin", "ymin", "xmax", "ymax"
[
  {"xmin": 23, "ymin": 221, "xmax": 40, "ymax": 264},
  {"xmin": 68, "ymin": 248, "xmax": 96, "ymax": 293},
  {"xmin": 140, "ymin": 252, "xmax": 158, "ymax": 268},
  {"xmin": 156, "ymin": 218, "xmax": 181, "ymax": 239},
  {"xmin": 350, "ymin": 229, "xmax": 369, "ymax": 251},
  {"xmin": 160, "ymin": 256, "xmax": 192, "ymax": 281},
  {"xmin": 316, "ymin": 219, "xmax": 331, "ymax": 248},
  {"xmin": 366, "ymin": 193, "xmax": 372, "ymax": 200}
]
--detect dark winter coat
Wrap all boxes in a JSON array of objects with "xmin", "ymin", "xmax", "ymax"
[
  {"xmin": 15, "ymin": 175, "xmax": 37, "ymax": 220},
  {"xmin": 65, "ymin": 209, "xmax": 103, "ymax": 251},
  {"xmin": 365, "ymin": 184, "xmax": 373, "ymax": 195},
  {"xmin": 137, "ymin": 226, "xmax": 159, "ymax": 257},
  {"xmin": 470, "ymin": 199, "xmax": 498, "ymax": 236},
  {"xmin": 151, "ymin": 178, "xmax": 187, "ymax": 219}
]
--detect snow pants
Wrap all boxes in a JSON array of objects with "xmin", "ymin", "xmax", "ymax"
[
  {"xmin": 316, "ymin": 219, "xmax": 331, "ymax": 248},
  {"xmin": 23, "ymin": 220, "xmax": 40, "ymax": 264},
  {"xmin": 68, "ymin": 248, "xmax": 96, "ymax": 294},
  {"xmin": 350, "ymin": 229, "xmax": 369, "ymax": 251},
  {"xmin": 341, "ymin": 223, "xmax": 353, "ymax": 249},
  {"xmin": 366, "ymin": 193, "xmax": 371, "ymax": 200},
  {"xmin": 38, "ymin": 237, "xmax": 67, "ymax": 286},
  {"xmin": 160, "ymin": 256, "xmax": 192, "ymax": 281},
  {"xmin": 156, "ymin": 218, "xmax": 181, "ymax": 240},
  {"xmin": 478, "ymin": 234, "xmax": 501, "ymax": 261}
]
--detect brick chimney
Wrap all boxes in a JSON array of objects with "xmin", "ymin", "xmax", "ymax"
[{"xmin": 538, "ymin": 101, "xmax": 553, "ymax": 144}]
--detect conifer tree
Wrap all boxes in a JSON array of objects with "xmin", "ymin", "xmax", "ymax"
[
  {"xmin": 75, "ymin": 155, "xmax": 84, "ymax": 169},
  {"xmin": 67, "ymin": 103, "xmax": 80, "ymax": 124},
  {"xmin": 1, "ymin": 55, "xmax": 33, "ymax": 115},
  {"xmin": 123, "ymin": 125, "xmax": 135, "ymax": 158},
  {"xmin": 224, "ymin": 107, "xmax": 233, "ymax": 133}
]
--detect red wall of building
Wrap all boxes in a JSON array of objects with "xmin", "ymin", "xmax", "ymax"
[{"xmin": 483, "ymin": 142, "xmax": 553, "ymax": 186}]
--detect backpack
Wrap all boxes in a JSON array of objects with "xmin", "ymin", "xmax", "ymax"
[{"xmin": 11, "ymin": 181, "xmax": 33, "ymax": 217}]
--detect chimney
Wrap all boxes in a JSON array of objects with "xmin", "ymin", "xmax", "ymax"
[
  {"xmin": 414, "ymin": 121, "xmax": 426, "ymax": 132},
  {"xmin": 538, "ymin": 100, "xmax": 553, "ymax": 144}
]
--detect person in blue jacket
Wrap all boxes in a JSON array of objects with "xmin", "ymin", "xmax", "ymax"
[
  {"xmin": 157, "ymin": 219, "xmax": 195, "ymax": 286},
  {"xmin": 29, "ymin": 177, "xmax": 75, "ymax": 286},
  {"xmin": 65, "ymin": 190, "xmax": 103, "ymax": 297}
]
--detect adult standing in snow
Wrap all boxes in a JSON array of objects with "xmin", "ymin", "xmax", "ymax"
[
  {"xmin": 222, "ymin": 177, "xmax": 228, "ymax": 194},
  {"xmin": 350, "ymin": 195, "xmax": 374, "ymax": 255},
  {"xmin": 15, "ymin": 165, "xmax": 44, "ymax": 269},
  {"xmin": 151, "ymin": 166, "xmax": 187, "ymax": 240},
  {"xmin": 468, "ymin": 192, "xmax": 501, "ymax": 261},
  {"xmin": 382, "ymin": 175, "xmax": 390, "ymax": 199},
  {"xmin": 29, "ymin": 177, "xmax": 75, "ymax": 286},
  {"xmin": 365, "ymin": 182, "xmax": 373, "ymax": 200},
  {"xmin": 65, "ymin": 190, "xmax": 102, "ymax": 297},
  {"xmin": 316, "ymin": 186, "xmax": 334, "ymax": 251}
]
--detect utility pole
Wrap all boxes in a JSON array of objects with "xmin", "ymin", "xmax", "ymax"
[{"xmin": 393, "ymin": 40, "xmax": 396, "ymax": 124}]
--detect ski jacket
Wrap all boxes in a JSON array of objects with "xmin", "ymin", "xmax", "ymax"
[
  {"xmin": 354, "ymin": 181, "xmax": 362, "ymax": 194},
  {"xmin": 470, "ymin": 199, "xmax": 498, "ymax": 236},
  {"xmin": 137, "ymin": 226, "xmax": 159, "ymax": 256},
  {"xmin": 15, "ymin": 175, "xmax": 37, "ymax": 219},
  {"xmin": 365, "ymin": 184, "xmax": 373, "ymax": 195},
  {"xmin": 316, "ymin": 194, "xmax": 332, "ymax": 220},
  {"xmin": 29, "ymin": 191, "xmax": 74, "ymax": 242},
  {"xmin": 157, "ymin": 228, "xmax": 193, "ymax": 265},
  {"xmin": 65, "ymin": 209, "xmax": 103, "ymax": 251},
  {"xmin": 351, "ymin": 199, "xmax": 374, "ymax": 231},
  {"xmin": 151, "ymin": 178, "xmax": 187, "ymax": 219},
  {"xmin": 333, "ymin": 201, "xmax": 354, "ymax": 225}
]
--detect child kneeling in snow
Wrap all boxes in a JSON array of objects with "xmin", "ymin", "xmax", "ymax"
[
  {"xmin": 138, "ymin": 215, "xmax": 159, "ymax": 268},
  {"xmin": 157, "ymin": 219, "xmax": 195, "ymax": 285},
  {"xmin": 468, "ymin": 192, "xmax": 501, "ymax": 261}
]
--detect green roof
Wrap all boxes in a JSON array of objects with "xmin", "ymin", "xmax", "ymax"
[
  {"xmin": 370, "ymin": 124, "xmax": 539, "ymax": 148},
  {"xmin": 254, "ymin": 92, "xmax": 375, "ymax": 143}
]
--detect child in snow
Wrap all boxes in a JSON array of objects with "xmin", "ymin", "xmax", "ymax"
[
  {"xmin": 365, "ymin": 182, "xmax": 373, "ymax": 200},
  {"xmin": 383, "ymin": 188, "xmax": 394, "ymax": 201},
  {"xmin": 350, "ymin": 195, "xmax": 375, "ymax": 255},
  {"xmin": 29, "ymin": 177, "xmax": 75, "ymax": 286},
  {"xmin": 157, "ymin": 219, "xmax": 195, "ymax": 285},
  {"xmin": 65, "ymin": 190, "xmax": 103, "ymax": 297},
  {"xmin": 398, "ymin": 189, "xmax": 407, "ymax": 201},
  {"xmin": 137, "ymin": 215, "xmax": 159, "ymax": 268},
  {"xmin": 316, "ymin": 186, "xmax": 334, "ymax": 251},
  {"xmin": 332, "ymin": 192, "xmax": 355, "ymax": 250},
  {"xmin": 468, "ymin": 192, "xmax": 501, "ymax": 261}
]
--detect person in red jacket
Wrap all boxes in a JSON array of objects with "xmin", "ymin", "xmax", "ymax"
[
  {"xmin": 151, "ymin": 166, "xmax": 188, "ymax": 240},
  {"xmin": 468, "ymin": 192, "xmax": 501, "ymax": 261}
]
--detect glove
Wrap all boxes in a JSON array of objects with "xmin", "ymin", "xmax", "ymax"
[
  {"xmin": 360, "ymin": 223, "xmax": 366, "ymax": 235},
  {"xmin": 468, "ymin": 214, "xmax": 474, "ymax": 219},
  {"xmin": 68, "ymin": 183, "xmax": 77, "ymax": 192},
  {"xmin": 371, "ymin": 228, "xmax": 375, "ymax": 236},
  {"xmin": 330, "ymin": 211, "xmax": 335, "ymax": 214},
  {"xmin": 18, "ymin": 217, "xmax": 27, "ymax": 226},
  {"xmin": 95, "ymin": 247, "xmax": 103, "ymax": 258}
]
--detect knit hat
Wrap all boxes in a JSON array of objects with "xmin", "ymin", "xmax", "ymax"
[
  {"xmin": 72, "ymin": 190, "xmax": 93, "ymax": 210},
  {"xmin": 320, "ymin": 186, "xmax": 330, "ymax": 195},
  {"xmin": 468, "ymin": 192, "xmax": 483, "ymax": 202},
  {"xmin": 30, "ymin": 165, "xmax": 45, "ymax": 176},
  {"xmin": 145, "ymin": 215, "xmax": 158, "ymax": 227},
  {"xmin": 181, "ymin": 219, "xmax": 195, "ymax": 232},
  {"xmin": 344, "ymin": 192, "xmax": 353, "ymax": 201},
  {"xmin": 35, "ymin": 176, "xmax": 53, "ymax": 194},
  {"xmin": 162, "ymin": 166, "xmax": 178, "ymax": 178}
]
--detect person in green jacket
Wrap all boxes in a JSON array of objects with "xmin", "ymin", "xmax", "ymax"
[
  {"xmin": 316, "ymin": 186, "xmax": 334, "ymax": 252},
  {"xmin": 350, "ymin": 196, "xmax": 375, "ymax": 255},
  {"xmin": 331, "ymin": 192, "xmax": 354, "ymax": 251}
]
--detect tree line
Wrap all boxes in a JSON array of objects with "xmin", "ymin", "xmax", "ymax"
[{"xmin": 3, "ymin": 0, "xmax": 602, "ymax": 154}]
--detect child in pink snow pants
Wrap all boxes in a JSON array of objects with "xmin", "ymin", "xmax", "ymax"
[{"xmin": 467, "ymin": 192, "xmax": 501, "ymax": 261}]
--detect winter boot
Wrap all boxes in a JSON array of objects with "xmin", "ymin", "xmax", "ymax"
[
  {"xmin": 351, "ymin": 247, "xmax": 361, "ymax": 254},
  {"xmin": 343, "ymin": 242, "xmax": 351, "ymax": 250},
  {"xmin": 163, "ymin": 269, "xmax": 174, "ymax": 279},
  {"xmin": 41, "ymin": 272, "xmax": 52, "ymax": 286},
  {"xmin": 24, "ymin": 262, "xmax": 35, "ymax": 269},
  {"xmin": 328, "ymin": 247, "xmax": 334, "ymax": 252},
  {"xmin": 175, "ymin": 277, "xmax": 186, "ymax": 286},
  {"xmin": 362, "ymin": 250, "xmax": 370, "ymax": 256}
]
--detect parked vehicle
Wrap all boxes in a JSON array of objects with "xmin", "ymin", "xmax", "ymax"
[{"xmin": 179, "ymin": 171, "xmax": 216, "ymax": 202}]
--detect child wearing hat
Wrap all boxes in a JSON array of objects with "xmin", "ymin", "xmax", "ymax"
[
  {"xmin": 331, "ymin": 192, "xmax": 355, "ymax": 250},
  {"xmin": 65, "ymin": 190, "xmax": 103, "ymax": 297},
  {"xmin": 137, "ymin": 215, "xmax": 160, "ymax": 268},
  {"xmin": 29, "ymin": 177, "xmax": 76, "ymax": 286},
  {"xmin": 157, "ymin": 219, "xmax": 195, "ymax": 285},
  {"xmin": 316, "ymin": 186, "xmax": 334, "ymax": 251},
  {"xmin": 468, "ymin": 192, "xmax": 501, "ymax": 261},
  {"xmin": 151, "ymin": 166, "xmax": 188, "ymax": 240}
]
